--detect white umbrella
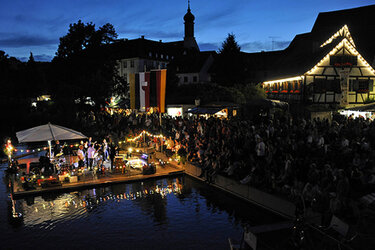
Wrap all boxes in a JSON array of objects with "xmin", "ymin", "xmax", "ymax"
[{"xmin": 16, "ymin": 122, "xmax": 87, "ymax": 159}]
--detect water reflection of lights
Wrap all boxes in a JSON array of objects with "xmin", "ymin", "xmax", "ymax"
[{"xmin": 19, "ymin": 181, "xmax": 183, "ymax": 225}]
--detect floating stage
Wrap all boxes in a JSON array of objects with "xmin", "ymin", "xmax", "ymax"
[{"xmin": 12, "ymin": 156, "xmax": 184, "ymax": 198}]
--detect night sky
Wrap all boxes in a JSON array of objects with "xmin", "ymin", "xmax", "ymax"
[{"xmin": 0, "ymin": 0, "xmax": 374, "ymax": 61}]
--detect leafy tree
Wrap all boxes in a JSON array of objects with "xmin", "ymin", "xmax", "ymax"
[
  {"xmin": 55, "ymin": 20, "xmax": 95, "ymax": 60},
  {"xmin": 51, "ymin": 20, "xmax": 126, "ymax": 108},
  {"xmin": 55, "ymin": 20, "xmax": 117, "ymax": 60}
]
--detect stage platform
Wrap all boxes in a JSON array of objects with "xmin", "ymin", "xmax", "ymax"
[{"xmin": 12, "ymin": 158, "xmax": 184, "ymax": 198}]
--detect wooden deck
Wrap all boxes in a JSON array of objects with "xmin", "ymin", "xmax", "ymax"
[{"xmin": 13, "ymin": 160, "xmax": 184, "ymax": 198}]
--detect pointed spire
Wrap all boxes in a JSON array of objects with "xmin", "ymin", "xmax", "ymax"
[{"xmin": 188, "ymin": 0, "xmax": 191, "ymax": 11}]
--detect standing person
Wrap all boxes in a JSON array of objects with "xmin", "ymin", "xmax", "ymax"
[
  {"xmin": 77, "ymin": 145, "xmax": 85, "ymax": 169},
  {"xmin": 53, "ymin": 140, "xmax": 62, "ymax": 157},
  {"xmin": 87, "ymin": 144, "xmax": 96, "ymax": 170},
  {"xmin": 255, "ymin": 136, "xmax": 266, "ymax": 162},
  {"xmin": 102, "ymin": 139, "xmax": 109, "ymax": 161},
  {"xmin": 88, "ymin": 137, "xmax": 93, "ymax": 147},
  {"xmin": 109, "ymin": 143, "xmax": 118, "ymax": 171}
]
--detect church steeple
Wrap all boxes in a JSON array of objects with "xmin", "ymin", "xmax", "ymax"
[{"xmin": 183, "ymin": 1, "xmax": 199, "ymax": 50}]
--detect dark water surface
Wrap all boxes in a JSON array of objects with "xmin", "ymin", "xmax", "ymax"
[{"xmin": 0, "ymin": 163, "xmax": 285, "ymax": 249}]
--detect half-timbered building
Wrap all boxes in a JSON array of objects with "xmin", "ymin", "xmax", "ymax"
[{"xmin": 261, "ymin": 5, "xmax": 375, "ymax": 107}]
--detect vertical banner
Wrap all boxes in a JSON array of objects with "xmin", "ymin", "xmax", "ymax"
[
  {"xmin": 129, "ymin": 73, "xmax": 135, "ymax": 109},
  {"xmin": 150, "ymin": 70, "xmax": 157, "ymax": 107},
  {"xmin": 160, "ymin": 69, "xmax": 167, "ymax": 113},
  {"xmin": 131, "ymin": 70, "xmax": 166, "ymax": 112},
  {"xmin": 139, "ymin": 72, "xmax": 146, "ymax": 111},
  {"xmin": 135, "ymin": 73, "xmax": 140, "ymax": 109},
  {"xmin": 156, "ymin": 70, "xmax": 161, "ymax": 111},
  {"xmin": 144, "ymin": 72, "xmax": 150, "ymax": 109}
]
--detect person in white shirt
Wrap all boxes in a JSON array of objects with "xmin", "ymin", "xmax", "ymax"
[
  {"xmin": 77, "ymin": 145, "xmax": 85, "ymax": 168},
  {"xmin": 87, "ymin": 144, "xmax": 96, "ymax": 170}
]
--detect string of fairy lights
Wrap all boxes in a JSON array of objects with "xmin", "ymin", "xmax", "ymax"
[
  {"xmin": 120, "ymin": 130, "xmax": 166, "ymax": 144},
  {"xmin": 12, "ymin": 143, "xmax": 83, "ymax": 154},
  {"xmin": 29, "ymin": 184, "xmax": 182, "ymax": 213},
  {"xmin": 10, "ymin": 130, "xmax": 165, "ymax": 154}
]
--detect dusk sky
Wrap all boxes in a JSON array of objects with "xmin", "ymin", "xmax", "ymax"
[{"xmin": 0, "ymin": 0, "xmax": 374, "ymax": 62}]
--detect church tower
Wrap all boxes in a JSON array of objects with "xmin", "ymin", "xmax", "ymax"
[{"xmin": 184, "ymin": 1, "xmax": 199, "ymax": 51}]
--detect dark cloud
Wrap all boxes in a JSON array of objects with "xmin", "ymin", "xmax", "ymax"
[
  {"xmin": 199, "ymin": 42, "xmax": 220, "ymax": 51},
  {"xmin": 34, "ymin": 54, "xmax": 53, "ymax": 62},
  {"xmin": 117, "ymin": 28, "xmax": 182, "ymax": 41},
  {"xmin": 17, "ymin": 54, "xmax": 52, "ymax": 62},
  {"xmin": 274, "ymin": 41, "xmax": 291, "ymax": 49},
  {"xmin": 0, "ymin": 33, "xmax": 58, "ymax": 48},
  {"xmin": 240, "ymin": 40, "xmax": 291, "ymax": 52}
]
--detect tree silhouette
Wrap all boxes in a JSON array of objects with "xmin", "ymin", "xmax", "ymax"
[
  {"xmin": 219, "ymin": 33, "xmax": 241, "ymax": 55},
  {"xmin": 214, "ymin": 33, "xmax": 246, "ymax": 86},
  {"xmin": 52, "ymin": 20, "xmax": 125, "ymax": 108},
  {"xmin": 28, "ymin": 52, "xmax": 35, "ymax": 64}
]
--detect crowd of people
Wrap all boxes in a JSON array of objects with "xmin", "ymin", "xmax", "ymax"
[
  {"xmin": 73, "ymin": 109, "xmax": 375, "ymax": 224},
  {"xmin": 166, "ymin": 114, "xmax": 375, "ymax": 224}
]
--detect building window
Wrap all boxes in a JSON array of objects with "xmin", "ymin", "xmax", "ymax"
[
  {"xmin": 123, "ymin": 61, "xmax": 127, "ymax": 68},
  {"xmin": 193, "ymin": 76, "xmax": 197, "ymax": 82},
  {"xmin": 156, "ymin": 53, "xmax": 158, "ymax": 58},
  {"xmin": 171, "ymin": 56, "xmax": 174, "ymax": 60},
  {"xmin": 350, "ymin": 79, "xmax": 370, "ymax": 92},
  {"xmin": 161, "ymin": 54, "xmax": 164, "ymax": 59},
  {"xmin": 184, "ymin": 76, "xmax": 188, "ymax": 83},
  {"xmin": 149, "ymin": 52, "xmax": 152, "ymax": 57},
  {"xmin": 314, "ymin": 79, "xmax": 340, "ymax": 93},
  {"xmin": 166, "ymin": 55, "xmax": 169, "ymax": 60},
  {"xmin": 130, "ymin": 60, "xmax": 134, "ymax": 68}
]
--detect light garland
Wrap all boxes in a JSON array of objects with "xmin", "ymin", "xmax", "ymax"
[
  {"xmin": 14, "ymin": 143, "xmax": 83, "ymax": 154},
  {"xmin": 263, "ymin": 76, "xmax": 304, "ymax": 86},
  {"xmin": 320, "ymin": 24, "xmax": 355, "ymax": 48},
  {"xmin": 127, "ymin": 130, "xmax": 166, "ymax": 142},
  {"xmin": 306, "ymin": 38, "xmax": 375, "ymax": 76}
]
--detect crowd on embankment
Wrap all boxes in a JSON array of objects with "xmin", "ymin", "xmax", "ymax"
[{"xmin": 73, "ymin": 109, "xmax": 375, "ymax": 225}]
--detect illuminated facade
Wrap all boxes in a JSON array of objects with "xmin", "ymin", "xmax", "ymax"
[{"xmin": 261, "ymin": 5, "xmax": 375, "ymax": 106}]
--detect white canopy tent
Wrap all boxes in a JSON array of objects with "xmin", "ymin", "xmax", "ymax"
[{"xmin": 16, "ymin": 123, "xmax": 87, "ymax": 160}]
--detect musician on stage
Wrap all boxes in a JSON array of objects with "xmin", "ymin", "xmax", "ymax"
[
  {"xmin": 77, "ymin": 145, "xmax": 85, "ymax": 168},
  {"xmin": 87, "ymin": 144, "xmax": 96, "ymax": 170},
  {"xmin": 53, "ymin": 140, "xmax": 62, "ymax": 157}
]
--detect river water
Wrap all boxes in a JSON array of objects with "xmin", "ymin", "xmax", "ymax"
[{"xmin": 0, "ymin": 161, "xmax": 292, "ymax": 249}]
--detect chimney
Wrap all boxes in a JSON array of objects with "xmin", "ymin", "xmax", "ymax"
[{"xmin": 141, "ymin": 35, "xmax": 145, "ymax": 39}]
